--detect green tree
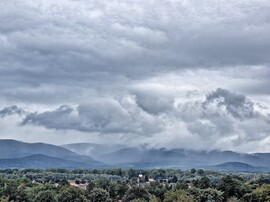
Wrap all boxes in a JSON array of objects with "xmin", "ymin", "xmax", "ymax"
[
  {"xmin": 3, "ymin": 180, "xmax": 19, "ymax": 201},
  {"xmin": 190, "ymin": 168, "xmax": 196, "ymax": 174},
  {"xmin": 149, "ymin": 194, "xmax": 159, "ymax": 202},
  {"xmin": 217, "ymin": 175, "xmax": 246, "ymax": 199},
  {"xmin": 171, "ymin": 176, "xmax": 178, "ymax": 183},
  {"xmin": 146, "ymin": 182, "xmax": 167, "ymax": 201},
  {"xmin": 25, "ymin": 184, "xmax": 57, "ymax": 201},
  {"xmin": 107, "ymin": 181, "xmax": 128, "ymax": 201},
  {"xmin": 193, "ymin": 177, "xmax": 211, "ymax": 189},
  {"xmin": 196, "ymin": 169, "xmax": 205, "ymax": 176},
  {"xmin": 188, "ymin": 188, "xmax": 223, "ymax": 202},
  {"xmin": 58, "ymin": 186, "xmax": 87, "ymax": 202},
  {"xmin": 123, "ymin": 186, "xmax": 150, "ymax": 202},
  {"xmin": 87, "ymin": 188, "xmax": 112, "ymax": 202},
  {"xmin": 34, "ymin": 190, "xmax": 58, "ymax": 202},
  {"xmin": 86, "ymin": 181, "xmax": 95, "ymax": 192},
  {"xmin": 16, "ymin": 186, "xmax": 29, "ymax": 202},
  {"xmin": 176, "ymin": 180, "xmax": 188, "ymax": 190},
  {"xmin": 164, "ymin": 190, "xmax": 194, "ymax": 202},
  {"xmin": 253, "ymin": 184, "xmax": 270, "ymax": 202}
]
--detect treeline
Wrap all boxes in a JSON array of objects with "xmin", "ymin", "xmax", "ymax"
[{"xmin": 1, "ymin": 168, "xmax": 270, "ymax": 201}]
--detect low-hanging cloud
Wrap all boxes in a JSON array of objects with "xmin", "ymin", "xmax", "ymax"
[
  {"xmin": 1, "ymin": 88, "xmax": 269, "ymax": 152},
  {"xmin": 21, "ymin": 97, "xmax": 163, "ymax": 135}
]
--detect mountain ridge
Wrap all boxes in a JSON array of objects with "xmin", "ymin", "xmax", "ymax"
[
  {"xmin": 0, "ymin": 154, "xmax": 94, "ymax": 169},
  {"xmin": 2, "ymin": 139, "xmax": 270, "ymax": 171},
  {"xmin": 0, "ymin": 139, "xmax": 105, "ymax": 168}
]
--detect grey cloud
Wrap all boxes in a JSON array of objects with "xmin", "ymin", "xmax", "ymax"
[
  {"xmin": 21, "ymin": 105, "xmax": 75, "ymax": 130},
  {"xmin": 0, "ymin": 0, "xmax": 270, "ymax": 94},
  {"xmin": 203, "ymin": 88, "xmax": 255, "ymax": 119},
  {"xmin": 135, "ymin": 93, "xmax": 174, "ymax": 115},
  {"xmin": 3, "ymin": 88, "xmax": 267, "ymax": 151},
  {"xmin": 175, "ymin": 88, "xmax": 270, "ymax": 150},
  {"xmin": 21, "ymin": 98, "xmax": 163, "ymax": 135},
  {"xmin": 0, "ymin": 105, "xmax": 26, "ymax": 117}
]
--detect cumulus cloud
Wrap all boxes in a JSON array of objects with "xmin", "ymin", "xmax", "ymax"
[
  {"xmin": 203, "ymin": 88, "xmax": 255, "ymax": 119},
  {"xmin": 177, "ymin": 89, "xmax": 270, "ymax": 151},
  {"xmin": 1, "ymin": 88, "xmax": 269, "ymax": 152},
  {"xmin": 21, "ymin": 97, "xmax": 163, "ymax": 135}
]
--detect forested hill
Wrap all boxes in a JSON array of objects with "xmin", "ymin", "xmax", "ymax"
[
  {"xmin": 0, "ymin": 139, "xmax": 105, "ymax": 168},
  {"xmin": 2, "ymin": 139, "xmax": 270, "ymax": 171}
]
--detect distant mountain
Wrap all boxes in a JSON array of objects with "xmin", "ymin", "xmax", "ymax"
[
  {"xmin": 206, "ymin": 162, "xmax": 270, "ymax": 172},
  {"xmin": 0, "ymin": 139, "xmax": 77, "ymax": 159},
  {"xmin": 2, "ymin": 139, "xmax": 270, "ymax": 171},
  {"xmin": 60, "ymin": 144, "xmax": 270, "ymax": 170},
  {"xmin": 97, "ymin": 147, "xmax": 270, "ymax": 169},
  {"xmin": 62, "ymin": 143, "xmax": 125, "ymax": 159},
  {"xmin": 254, "ymin": 153, "xmax": 270, "ymax": 161},
  {"xmin": 0, "ymin": 139, "xmax": 105, "ymax": 168},
  {"xmin": 0, "ymin": 154, "xmax": 91, "ymax": 169}
]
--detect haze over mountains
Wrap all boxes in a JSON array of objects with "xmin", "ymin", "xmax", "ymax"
[
  {"xmin": 0, "ymin": 139, "xmax": 104, "ymax": 169},
  {"xmin": 1, "ymin": 139, "xmax": 270, "ymax": 172}
]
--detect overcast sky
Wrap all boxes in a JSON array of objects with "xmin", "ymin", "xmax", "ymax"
[{"xmin": 0, "ymin": 0, "xmax": 270, "ymax": 152}]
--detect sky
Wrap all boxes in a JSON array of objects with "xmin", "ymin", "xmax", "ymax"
[{"xmin": 0, "ymin": 0, "xmax": 270, "ymax": 152}]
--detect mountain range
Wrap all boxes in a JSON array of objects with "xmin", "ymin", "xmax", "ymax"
[
  {"xmin": 1, "ymin": 139, "xmax": 270, "ymax": 172},
  {"xmin": 0, "ymin": 139, "xmax": 104, "ymax": 169}
]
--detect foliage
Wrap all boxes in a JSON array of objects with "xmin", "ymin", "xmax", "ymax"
[
  {"xmin": 188, "ymin": 188, "xmax": 223, "ymax": 202},
  {"xmin": 253, "ymin": 184, "xmax": 270, "ymax": 201},
  {"xmin": 193, "ymin": 177, "xmax": 211, "ymax": 189},
  {"xmin": 58, "ymin": 186, "xmax": 87, "ymax": 202},
  {"xmin": 164, "ymin": 189, "xmax": 194, "ymax": 202},
  {"xmin": 87, "ymin": 188, "xmax": 112, "ymax": 202},
  {"xmin": 34, "ymin": 190, "xmax": 58, "ymax": 202},
  {"xmin": 123, "ymin": 186, "xmax": 150, "ymax": 202},
  {"xmin": 1, "ymin": 169, "xmax": 270, "ymax": 202},
  {"xmin": 217, "ymin": 175, "xmax": 248, "ymax": 199}
]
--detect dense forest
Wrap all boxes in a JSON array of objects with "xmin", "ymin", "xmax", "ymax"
[{"xmin": 1, "ymin": 168, "xmax": 270, "ymax": 201}]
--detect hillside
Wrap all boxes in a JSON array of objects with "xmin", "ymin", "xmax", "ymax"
[
  {"xmin": 0, "ymin": 154, "xmax": 91, "ymax": 169},
  {"xmin": 62, "ymin": 143, "xmax": 125, "ymax": 159},
  {"xmin": 0, "ymin": 139, "xmax": 105, "ymax": 168},
  {"xmin": 207, "ymin": 162, "xmax": 270, "ymax": 172},
  {"xmin": 97, "ymin": 147, "xmax": 270, "ymax": 169},
  {"xmin": 2, "ymin": 139, "xmax": 270, "ymax": 171}
]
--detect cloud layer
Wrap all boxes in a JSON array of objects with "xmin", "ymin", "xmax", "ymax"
[
  {"xmin": 1, "ymin": 1, "xmax": 270, "ymax": 91},
  {"xmin": 1, "ymin": 88, "xmax": 269, "ymax": 152},
  {"xmin": 0, "ymin": 0, "xmax": 270, "ymax": 151}
]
